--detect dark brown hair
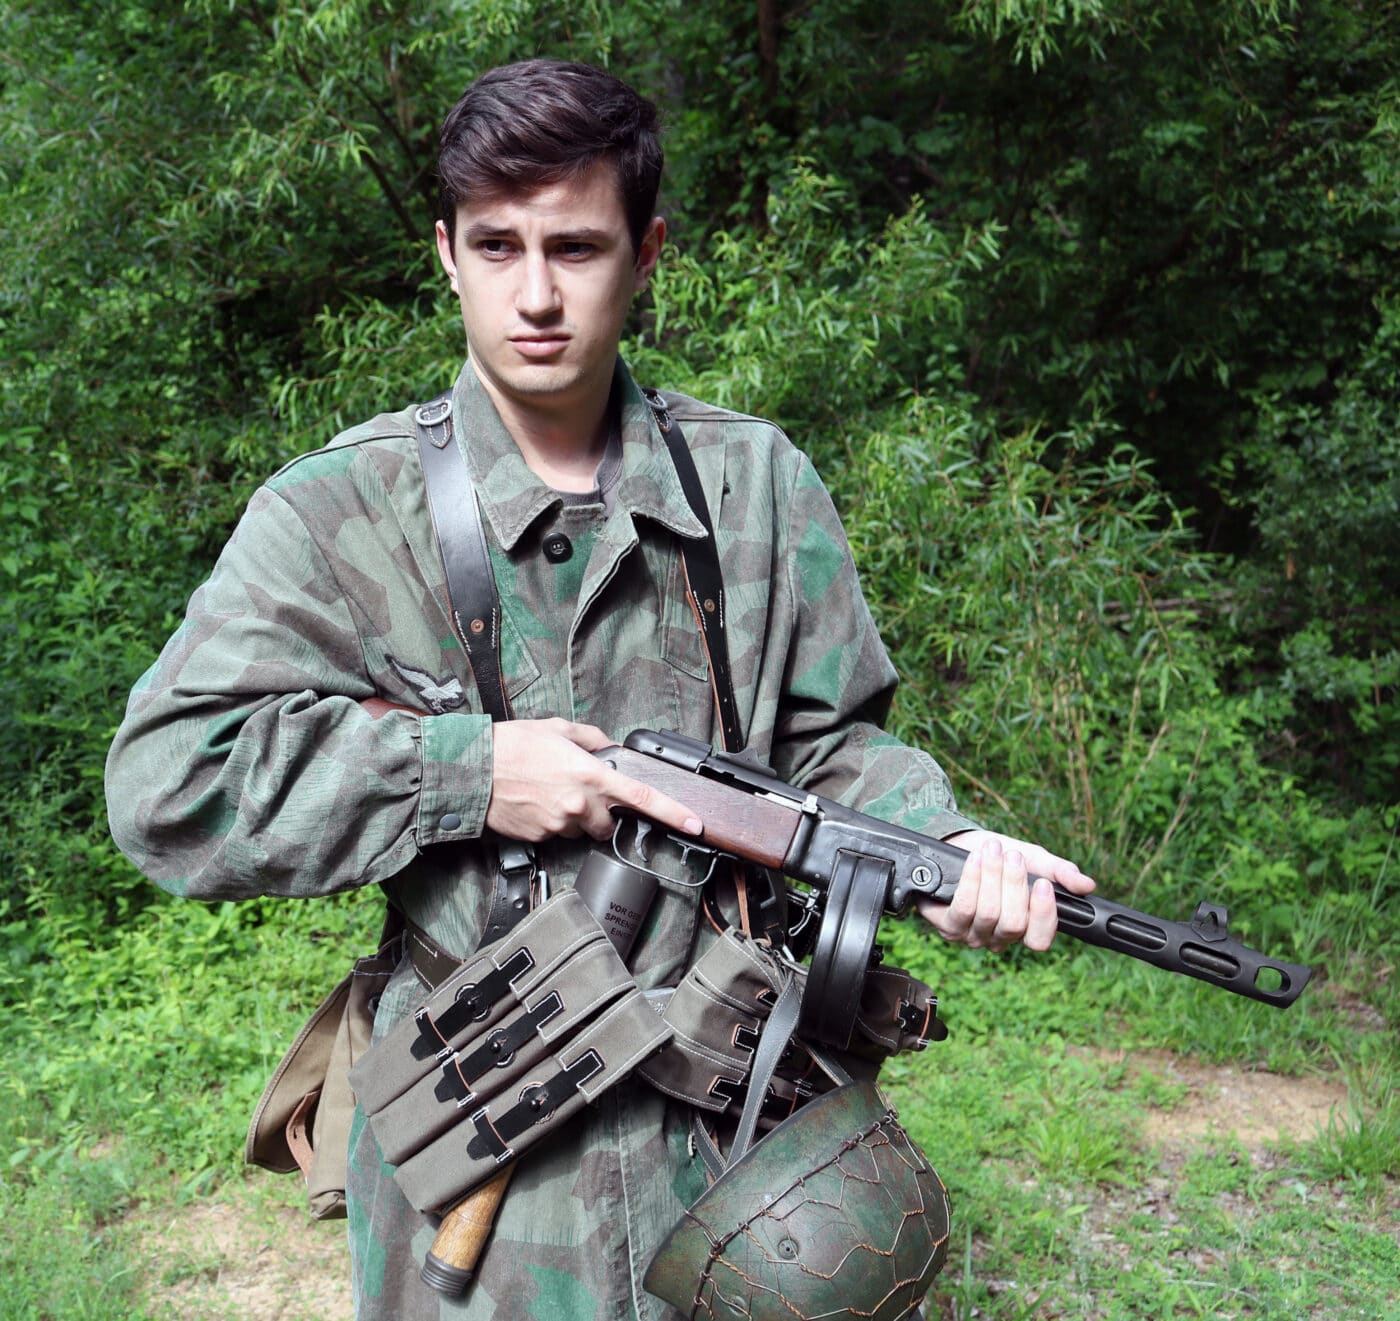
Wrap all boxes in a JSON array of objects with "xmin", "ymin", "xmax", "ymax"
[{"xmin": 438, "ymin": 59, "xmax": 664, "ymax": 253}]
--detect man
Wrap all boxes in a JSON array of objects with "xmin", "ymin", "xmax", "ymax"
[{"xmin": 107, "ymin": 59, "xmax": 1092, "ymax": 1319}]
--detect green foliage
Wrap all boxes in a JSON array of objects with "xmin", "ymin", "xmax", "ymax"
[
  {"xmin": 1222, "ymin": 295, "xmax": 1400, "ymax": 800},
  {"xmin": 0, "ymin": 3, "xmax": 1396, "ymax": 1313},
  {"xmin": 0, "ymin": 1148, "xmax": 152, "ymax": 1320},
  {"xmin": 632, "ymin": 164, "xmax": 998, "ymax": 429},
  {"xmin": 629, "ymin": 0, "xmax": 1400, "ymax": 804}
]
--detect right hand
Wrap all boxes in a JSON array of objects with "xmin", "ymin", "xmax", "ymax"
[{"xmin": 486, "ymin": 718, "xmax": 703, "ymax": 843}]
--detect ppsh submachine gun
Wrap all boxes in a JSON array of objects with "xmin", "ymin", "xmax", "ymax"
[
  {"xmin": 419, "ymin": 728, "xmax": 1313, "ymax": 1298},
  {"xmin": 599, "ymin": 729, "xmax": 1312, "ymax": 1046}
]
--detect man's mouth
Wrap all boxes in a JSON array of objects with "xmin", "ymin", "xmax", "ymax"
[{"xmin": 510, "ymin": 335, "xmax": 570, "ymax": 359}]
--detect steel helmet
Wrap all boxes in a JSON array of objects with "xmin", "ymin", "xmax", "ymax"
[{"xmin": 644, "ymin": 1082, "xmax": 950, "ymax": 1320}]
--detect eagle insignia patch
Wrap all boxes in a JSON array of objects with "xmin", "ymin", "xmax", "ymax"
[{"xmin": 386, "ymin": 655, "xmax": 466, "ymax": 714}]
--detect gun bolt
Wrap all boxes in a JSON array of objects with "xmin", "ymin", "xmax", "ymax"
[{"xmin": 912, "ymin": 866, "xmax": 936, "ymax": 888}]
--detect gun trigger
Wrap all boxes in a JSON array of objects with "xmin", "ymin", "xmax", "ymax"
[
  {"xmin": 1190, "ymin": 901, "xmax": 1231, "ymax": 943},
  {"xmin": 632, "ymin": 820, "xmax": 656, "ymax": 862}
]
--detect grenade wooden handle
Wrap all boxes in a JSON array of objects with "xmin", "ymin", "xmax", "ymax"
[{"xmin": 420, "ymin": 1165, "xmax": 516, "ymax": 1296}]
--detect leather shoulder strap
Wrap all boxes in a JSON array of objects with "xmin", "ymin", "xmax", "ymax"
[
  {"xmin": 414, "ymin": 395, "xmax": 534, "ymax": 945},
  {"xmin": 641, "ymin": 389, "xmax": 743, "ymax": 753},
  {"xmin": 414, "ymin": 395, "xmax": 512, "ymax": 723}
]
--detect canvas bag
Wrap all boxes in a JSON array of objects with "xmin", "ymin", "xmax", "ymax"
[{"xmin": 244, "ymin": 927, "xmax": 398, "ymax": 1220}]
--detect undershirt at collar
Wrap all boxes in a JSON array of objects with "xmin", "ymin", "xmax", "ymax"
[{"xmin": 553, "ymin": 427, "xmax": 624, "ymax": 514}]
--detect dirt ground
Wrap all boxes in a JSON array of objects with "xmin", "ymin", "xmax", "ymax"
[
  {"xmin": 136, "ymin": 1193, "xmax": 353, "ymax": 1321},
  {"xmin": 138, "ymin": 1057, "xmax": 1353, "ymax": 1321},
  {"xmin": 1078, "ymin": 1046, "xmax": 1350, "ymax": 1151}
]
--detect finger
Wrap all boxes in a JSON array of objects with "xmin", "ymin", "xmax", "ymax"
[
  {"xmin": 600, "ymin": 769, "xmax": 703, "ymax": 839},
  {"xmin": 914, "ymin": 843, "xmax": 976, "ymax": 941},
  {"xmin": 1022, "ymin": 876, "xmax": 1059, "ymax": 951},
  {"xmin": 1019, "ymin": 844, "xmax": 1095, "ymax": 895},
  {"xmin": 948, "ymin": 840, "xmax": 994, "ymax": 943},
  {"xmin": 970, "ymin": 841, "xmax": 1008, "ymax": 948},
  {"xmin": 988, "ymin": 848, "xmax": 1031, "ymax": 952}
]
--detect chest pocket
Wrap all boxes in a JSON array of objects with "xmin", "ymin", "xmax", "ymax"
[
  {"xmin": 642, "ymin": 533, "xmax": 717, "ymax": 744},
  {"xmin": 659, "ymin": 544, "xmax": 711, "ymax": 685}
]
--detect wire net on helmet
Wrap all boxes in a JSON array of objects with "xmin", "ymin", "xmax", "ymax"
[{"xmin": 684, "ymin": 1107, "xmax": 950, "ymax": 1321}]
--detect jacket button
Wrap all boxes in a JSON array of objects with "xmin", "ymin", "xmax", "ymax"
[
  {"xmin": 440, "ymin": 813, "xmax": 463, "ymax": 832},
  {"xmin": 543, "ymin": 533, "xmax": 573, "ymax": 563}
]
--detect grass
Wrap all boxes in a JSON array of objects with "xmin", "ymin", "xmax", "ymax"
[
  {"xmin": 0, "ymin": 888, "xmax": 378, "ymax": 1321},
  {"xmin": 876, "ymin": 912, "xmax": 1399, "ymax": 1320},
  {"xmin": 0, "ymin": 884, "xmax": 1394, "ymax": 1320},
  {"xmin": 885, "ymin": 1029, "xmax": 1400, "ymax": 1320}
]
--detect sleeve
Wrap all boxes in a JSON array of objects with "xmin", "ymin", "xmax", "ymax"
[
  {"xmin": 104, "ymin": 483, "xmax": 493, "ymax": 901},
  {"xmin": 766, "ymin": 450, "xmax": 980, "ymax": 841}
]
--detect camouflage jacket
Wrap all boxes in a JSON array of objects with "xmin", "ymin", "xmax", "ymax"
[{"xmin": 106, "ymin": 359, "xmax": 975, "ymax": 1319}]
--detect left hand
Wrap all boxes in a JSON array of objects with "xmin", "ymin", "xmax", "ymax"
[{"xmin": 915, "ymin": 829, "xmax": 1096, "ymax": 952}]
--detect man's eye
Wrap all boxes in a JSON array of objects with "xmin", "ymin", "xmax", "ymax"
[
  {"xmin": 557, "ymin": 242, "xmax": 595, "ymax": 259},
  {"xmin": 477, "ymin": 240, "xmax": 513, "ymax": 257}
]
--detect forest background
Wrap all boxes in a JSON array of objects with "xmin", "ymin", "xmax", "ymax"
[{"xmin": 1, "ymin": 1, "xmax": 1396, "ymax": 1317}]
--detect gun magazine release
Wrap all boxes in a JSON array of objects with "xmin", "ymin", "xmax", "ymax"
[{"xmin": 600, "ymin": 730, "xmax": 1313, "ymax": 1023}]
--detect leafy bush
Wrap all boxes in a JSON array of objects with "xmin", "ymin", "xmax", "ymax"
[
  {"xmin": 0, "ymin": 9, "xmax": 1395, "ymax": 1315},
  {"xmin": 1222, "ymin": 296, "xmax": 1400, "ymax": 802}
]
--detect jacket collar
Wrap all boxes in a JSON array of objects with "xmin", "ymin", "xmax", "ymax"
[{"xmin": 450, "ymin": 358, "xmax": 706, "ymax": 553}]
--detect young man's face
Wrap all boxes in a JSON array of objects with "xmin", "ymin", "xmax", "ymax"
[{"xmin": 436, "ymin": 160, "xmax": 664, "ymax": 439}]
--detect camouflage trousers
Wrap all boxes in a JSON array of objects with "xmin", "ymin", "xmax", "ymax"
[{"xmin": 347, "ymin": 1079, "xmax": 706, "ymax": 1320}]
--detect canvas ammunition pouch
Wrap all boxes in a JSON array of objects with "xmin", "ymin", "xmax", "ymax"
[
  {"xmin": 348, "ymin": 890, "xmax": 671, "ymax": 1214},
  {"xmin": 637, "ymin": 927, "xmax": 944, "ymax": 1133}
]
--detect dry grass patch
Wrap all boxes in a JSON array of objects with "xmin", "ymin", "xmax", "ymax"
[{"xmin": 133, "ymin": 1179, "xmax": 352, "ymax": 1321}]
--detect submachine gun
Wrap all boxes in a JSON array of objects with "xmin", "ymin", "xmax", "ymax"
[
  {"xmin": 424, "ymin": 727, "xmax": 1313, "ymax": 1296},
  {"xmin": 599, "ymin": 729, "xmax": 1312, "ymax": 1046}
]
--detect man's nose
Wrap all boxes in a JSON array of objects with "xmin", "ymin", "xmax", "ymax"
[{"xmin": 516, "ymin": 253, "xmax": 562, "ymax": 319}]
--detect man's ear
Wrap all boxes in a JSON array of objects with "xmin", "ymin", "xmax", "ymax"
[
  {"xmin": 435, "ymin": 219, "xmax": 460, "ymax": 294},
  {"xmin": 633, "ymin": 216, "xmax": 666, "ymax": 291}
]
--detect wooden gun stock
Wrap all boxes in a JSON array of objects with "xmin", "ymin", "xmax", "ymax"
[{"xmin": 599, "ymin": 745, "xmax": 801, "ymax": 869}]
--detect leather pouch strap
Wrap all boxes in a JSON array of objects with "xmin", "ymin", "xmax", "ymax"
[
  {"xmin": 411, "ymin": 945, "xmax": 537, "ymax": 1060},
  {"xmin": 415, "ymin": 394, "xmax": 536, "ymax": 942},
  {"xmin": 415, "ymin": 395, "xmax": 510, "ymax": 722},
  {"xmin": 435, "ymin": 991, "xmax": 565, "ymax": 1103},
  {"xmin": 466, "ymin": 1048, "xmax": 605, "ymax": 1159},
  {"xmin": 641, "ymin": 389, "xmax": 742, "ymax": 753}
]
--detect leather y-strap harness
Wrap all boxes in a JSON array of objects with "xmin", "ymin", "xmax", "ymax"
[{"xmin": 412, "ymin": 387, "xmax": 742, "ymax": 951}]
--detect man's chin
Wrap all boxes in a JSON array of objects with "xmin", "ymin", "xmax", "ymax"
[
  {"xmin": 470, "ymin": 355, "xmax": 614, "ymax": 417},
  {"xmin": 497, "ymin": 363, "xmax": 601, "ymax": 404}
]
